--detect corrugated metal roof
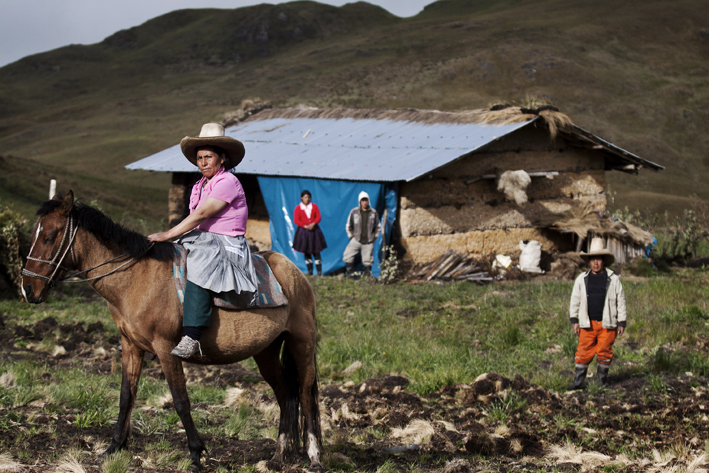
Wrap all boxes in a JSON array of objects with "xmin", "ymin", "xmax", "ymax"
[{"xmin": 126, "ymin": 116, "xmax": 539, "ymax": 182}]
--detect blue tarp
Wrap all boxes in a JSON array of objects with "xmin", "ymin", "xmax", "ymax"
[{"xmin": 256, "ymin": 177, "xmax": 398, "ymax": 277}]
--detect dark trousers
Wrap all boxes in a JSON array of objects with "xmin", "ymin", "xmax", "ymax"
[{"xmin": 183, "ymin": 280, "xmax": 213, "ymax": 328}]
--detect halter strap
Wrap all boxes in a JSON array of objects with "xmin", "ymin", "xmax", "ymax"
[
  {"xmin": 22, "ymin": 210, "xmax": 154, "ymax": 285},
  {"xmin": 22, "ymin": 214, "xmax": 79, "ymax": 285}
]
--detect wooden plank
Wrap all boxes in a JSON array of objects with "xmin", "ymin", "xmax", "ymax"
[
  {"xmin": 451, "ymin": 266, "xmax": 481, "ymax": 279},
  {"xmin": 446, "ymin": 258, "xmax": 473, "ymax": 278},
  {"xmin": 422, "ymin": 252, "xmax": 452, "ymax": 280},
  {"xmin": 427, "ymin": 252, "xmax": 458, "ymax": 280},
  {"xmin": 438, "ymin": 254, "xmax": 465, "ymax": 278},
  {"xmin": 411, "ymin": 252, "xmax": 447, "ymax": 278},
  {"xmin": 443, "ymin": 259, "xmax": 467, "ymax": 277}
]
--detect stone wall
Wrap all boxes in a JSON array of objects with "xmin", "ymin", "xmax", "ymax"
[
  {"xmin": 400, "ymin": 228, "xmax": 572, "ymax": 263},
  {"xmin": 398, "ymin": 126, "xmax": 606, "ymax": 263}
]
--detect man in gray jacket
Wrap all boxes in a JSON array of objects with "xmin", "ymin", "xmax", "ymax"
[
  {"xmin": 343, "ymin": 191, "xmax": 381, "ymax": 277},
  {"xmin": 567, "ymin": 237, "xmax": 627, "ymax": 390}
]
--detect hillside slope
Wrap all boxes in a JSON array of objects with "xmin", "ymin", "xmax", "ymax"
[{"xmin": 0, "ymin": 0, "xmax": 706, "ymax": 227}]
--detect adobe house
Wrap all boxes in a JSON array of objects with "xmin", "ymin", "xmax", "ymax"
[{"xmin": 127, "ymin": 105, "xmax": 663, "ymax": 272}]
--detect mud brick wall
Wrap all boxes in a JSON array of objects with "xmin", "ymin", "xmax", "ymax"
[
  {"xmin": 245, "ymin": 219, "xmax": 271, "ymax": 251},
  {"xmin": 399, "ymin": 126, "xmax": 606, "ymax": 263}
]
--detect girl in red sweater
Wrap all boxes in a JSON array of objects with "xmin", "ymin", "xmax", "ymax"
[{"xmin": 292, "ymin": 190, "xmax": 327, "ymax": 275}]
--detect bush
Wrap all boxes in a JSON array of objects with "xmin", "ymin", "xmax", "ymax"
[
  {"xmin": 0, "ymin": 207, "xmax": 27, "ymax": 296},
  {"xmin": 623, "ymin": 258, "xmax": 656, "ymax": 277},
  {"xmin": 613, "ymin": 195, "xmax": 709, "ymax": 261},
  {"xmin": 378, "ymin": 245, "xmax": 399, "ymax": 284}
]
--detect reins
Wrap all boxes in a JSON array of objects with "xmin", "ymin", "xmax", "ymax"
[{"xmin": 22, "ymin": 210, "xmax": 155, "ymax": 286}]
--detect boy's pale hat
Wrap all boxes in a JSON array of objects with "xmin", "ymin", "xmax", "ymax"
[
  {"xmin": 579, "ymin": 237, "xmax": 615, "ymax": 266},
  {"xmin": 358, "ymin": 191, "xmax": 370, "ymax": 202}
]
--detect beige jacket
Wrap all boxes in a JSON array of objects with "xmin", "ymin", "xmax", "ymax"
[{"xmin": 569, "ymin": 268, "xmax": 627, "ymax": 329}]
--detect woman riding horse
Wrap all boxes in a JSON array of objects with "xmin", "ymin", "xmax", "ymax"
[{"xmin": 148, "ymin": 123, "xmax": 258, "ymax": 358}]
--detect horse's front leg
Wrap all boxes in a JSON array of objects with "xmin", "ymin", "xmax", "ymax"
[
  {"xmin": 101, "ymin": 336, "xmax": 145, "ymax": 458},
  {"xmin": 156, "ymin": 344, "xmax": 206, "ymax": 469}
]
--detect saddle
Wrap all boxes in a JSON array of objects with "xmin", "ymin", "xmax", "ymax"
[{"xmin": 172, "ymin": 244, "xmax": 288, "ymax": 310}]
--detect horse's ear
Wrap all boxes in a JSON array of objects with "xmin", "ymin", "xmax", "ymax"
[{"xmin": 59, "ymin": 190, "xmax": 74, "ymax": 214}]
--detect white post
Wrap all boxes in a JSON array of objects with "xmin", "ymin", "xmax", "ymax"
[{"xmin": 49, "ymin": 179, "xmax": 56, "ymax": 199}]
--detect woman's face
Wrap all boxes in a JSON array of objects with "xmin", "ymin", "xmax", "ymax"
[
  {"xmin": 196, "ymin": 149, "xmax": 225, "ymax": 179},
  {"xmin": 301, "ymin": 194, "xmax": 311, "ymax": 205}
]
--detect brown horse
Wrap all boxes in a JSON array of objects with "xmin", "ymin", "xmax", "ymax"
[{"xmin": 20, "ymin": 191, "xmax": 323, "ymax": 471}]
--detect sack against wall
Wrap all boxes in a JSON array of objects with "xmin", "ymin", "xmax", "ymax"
[{"xmin": 519, "ymin": 240, "xmax": 543, "ymax": 273}]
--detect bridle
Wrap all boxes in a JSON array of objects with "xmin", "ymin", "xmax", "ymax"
[{"xmin": 21, "ymin": 210, "xmax": 149, "ymax": 287}]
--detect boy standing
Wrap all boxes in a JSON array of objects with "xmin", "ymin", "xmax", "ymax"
[{"xmin": 568, "ymin": 237, "xmax": 627, "ymax": 390}]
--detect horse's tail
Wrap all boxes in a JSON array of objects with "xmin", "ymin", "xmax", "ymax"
[{"xmin": 281, "ymin": 339, "xmax": 322, "ymax": 451}]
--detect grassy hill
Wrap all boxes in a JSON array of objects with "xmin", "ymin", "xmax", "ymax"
[{"xmin": 0, "ymin": 0, "xmax": 707, "ymax": 231}]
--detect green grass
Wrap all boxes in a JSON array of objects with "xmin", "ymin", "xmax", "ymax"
[
  {"xmin": 311, "ymin": 269, "xmax": 709, "ymax": 393},
  {"xmin": 223, "ymin": 404, "xmax": 253, "ymax": 438},
  {"xmin": 2, "ymin": 268, "xmax": 709, "ymax": 472},
  {"xmin": 4, "ymin": 268, "xmax": 709, "ymax": 397},
  {"xmin": 101, "ymin": 450, "xmax": 132, "ymax": 473}
]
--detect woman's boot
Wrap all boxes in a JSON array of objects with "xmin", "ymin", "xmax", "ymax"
[
  {"xmin": 597, "ymin": 364, "xmax": 610, "ymax": 388},
  {"xmin": 305, "ymin": 255, "xmax": 313, "ymax": 275},
  {"xmin": 314, "ymin": 254, "xmax": 322, "ymax": 276},
  {"xmin": 567, "ymin": 365, "xmax": 588, "ymax": 391}
]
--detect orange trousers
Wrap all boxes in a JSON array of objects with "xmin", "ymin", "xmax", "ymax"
[{"xmin": 575, "ymin": 320, "xmax": 617, "ymax": 366}]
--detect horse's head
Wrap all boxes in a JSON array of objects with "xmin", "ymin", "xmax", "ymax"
[{"xmin": 21, "ymin": 191, "xmax": 76, "ymax": 304}]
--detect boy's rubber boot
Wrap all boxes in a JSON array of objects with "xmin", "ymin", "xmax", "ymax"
[
  {"xmin": 597, "ymin": 364, "xmax": 610, "ymax": 388},
  {"xmin": 345, "ymin": 262, "xmax": 354, "ymax": 277},
  {"xmin": 566, "ymin": 366, "xmax": 588, "ymax": 391}
]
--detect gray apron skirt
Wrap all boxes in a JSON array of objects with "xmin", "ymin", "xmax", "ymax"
[{"xmin": 180, "ymin": 230, "xmax": 258, "ymax": 308}]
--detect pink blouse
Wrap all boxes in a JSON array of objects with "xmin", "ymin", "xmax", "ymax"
[{"xmin": 189, "ymin": 168, "xmax": 247, "ymax": 237}]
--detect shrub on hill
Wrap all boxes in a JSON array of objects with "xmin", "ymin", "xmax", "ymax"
[{"xmin": 0, "ymin": 207, "xmax": 26, "ymax": 297}]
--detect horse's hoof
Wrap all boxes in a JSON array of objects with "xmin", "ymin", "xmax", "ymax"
[
  {"xmin": 307, "ymin": 462, "xmax": 324, "ymax": 473},
  {"xmin": 98, "ymin": 443, "xmax": 119, "ymax": 462},
  {"xmin": 188, "ymin": 455, "xmax": 203, "ymax": 471}
]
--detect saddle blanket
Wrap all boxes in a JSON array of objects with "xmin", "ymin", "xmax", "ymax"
[{"xmin": 172, "ymin": 244, "xmax": 288, "ymax": 310}]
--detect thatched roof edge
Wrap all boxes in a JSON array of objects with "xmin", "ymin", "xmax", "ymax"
[
  {"xmin": 246, "ymin": 106, "xmax": 554, "ymax": 126},
  {"xmin": 552, "ymin": 213, "xmax": 654, "ymax": 247}
]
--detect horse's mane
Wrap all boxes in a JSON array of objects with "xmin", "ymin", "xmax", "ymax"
[{"xmin": 37, "ymin": 200, "xmax": 175, "ymax": 262}]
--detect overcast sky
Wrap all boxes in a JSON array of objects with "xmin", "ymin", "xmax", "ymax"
[{"xmin": 0, "ymin": 0, "xmax": 434, "ymax": 68}]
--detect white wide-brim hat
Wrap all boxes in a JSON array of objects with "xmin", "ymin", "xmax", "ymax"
[
  {"xmin": 180, "ymin": 123, "xmax": 245, "ymax": 170},
  {"xmin": 580, "ymin": 237, "xmax": 615, "ymax": 266}
]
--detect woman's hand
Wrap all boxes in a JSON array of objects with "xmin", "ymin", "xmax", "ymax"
[
  {"xmin": 306, "ymin": 223, "xmax": 315, "ymax": 230},
  {"xmin": 148, "ymin": 232, "xmax": 171, "ymax": 242}
]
